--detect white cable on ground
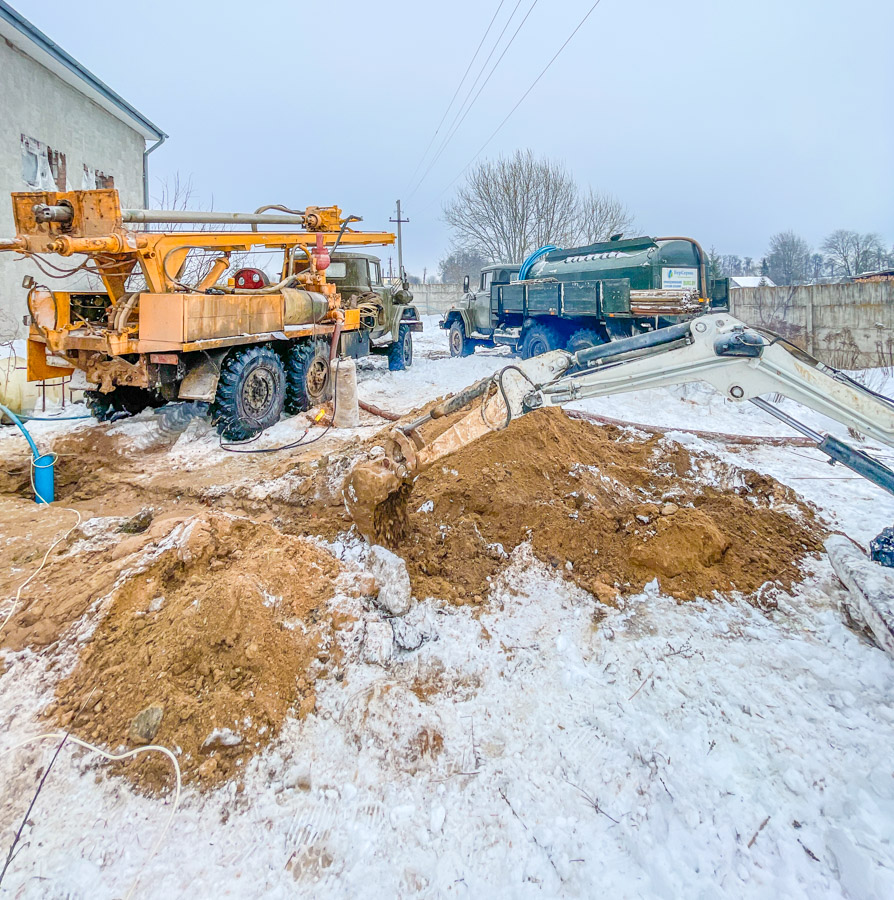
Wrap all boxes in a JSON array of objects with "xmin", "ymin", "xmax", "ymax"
[
  {"xmin": 1, "ymin": 732, "xmax": 182, "ymax": 900},
  {"xmin": 0, "ymin": 491, "xmax": 81, "ymax": 640}
]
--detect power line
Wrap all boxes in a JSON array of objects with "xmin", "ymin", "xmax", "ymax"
[
  {"xmin": 416, "ymin": 0, "xmax": 541, "ymax": 196},
  {"xmin": 403, "ymin": 0, "xmax": 508, "ymax": 194},
  {"xmin": 407, "ymin": 0, "xmax": 536, "ymax": 200},
  {"xmin": 424, "ymin": 0, "xmax": 607, "ymax": 212}
]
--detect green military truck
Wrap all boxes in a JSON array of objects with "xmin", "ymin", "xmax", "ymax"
[
  {"xmin": 326, "ymin": 251, "xmax": 422, "ymax": 370},
  {"xmin": 441, "ymin": 236, "xmax": 729, "ymax": 358}
]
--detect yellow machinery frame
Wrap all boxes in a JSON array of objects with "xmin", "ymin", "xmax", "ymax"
[{"xmin": 0, "ymin": 189, "xmax": 395, "ymax": 383}]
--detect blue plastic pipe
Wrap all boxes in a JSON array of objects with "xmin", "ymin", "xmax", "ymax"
[
  {"xmin": 518, "ymin": 245, "xmax": 559, "ymax": 281},
  {"xmin": 0, "ymin": 403, "xmax": 55, "ymax": 503}
]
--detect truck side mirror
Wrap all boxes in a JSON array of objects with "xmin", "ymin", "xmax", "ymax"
[{"xmin": 463, "ymin": 275, "xmax": 470, "ymax": 293}]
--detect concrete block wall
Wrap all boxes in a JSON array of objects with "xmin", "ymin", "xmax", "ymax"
[
  {"xmin": 0, "ymin": 38, "xmax": 146, "ymax": 339},
  {"xmin": 408, "ymin": 283, "xmax": 464, "ymax": 316},
  {"xmin": 729, "ymin": 282, "xmax": 894, "ymax": 369}
]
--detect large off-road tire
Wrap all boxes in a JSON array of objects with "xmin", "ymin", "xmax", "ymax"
[
  {"xmin": 388, "ymin": 324, "xmax": 414, "ymax": 371},
  {"xmin": 448, "ymin": 319, "xmax": 475, "ymax": 357},
  {"xmin": 520, "ymin": 322, "xmax": 563, "ymax": 359},
  {"xmin": 84, "ymin": 387, "xmax": 164, "ymax": 422},
  {"xmin": 566, "ymin": 327, "xmax": 608, "ymax": 355},
  {"xmin": 211, "ymin": 345, "xmax": 286, "ymax": 441},
  {"xmin": 285, "ymin": 340, "xmax": 332, "ymax": 414}
]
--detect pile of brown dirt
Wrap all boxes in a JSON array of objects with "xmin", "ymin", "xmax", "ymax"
[
  {"xmin": 49, "ymin": 513, "xmax": 349, "ymax": 791},
  {"xmin": 375, "ymin": 407, "xmax": 822, "ymax": 604}
]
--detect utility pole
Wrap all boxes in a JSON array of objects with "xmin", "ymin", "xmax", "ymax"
[
  {"xmin": 390, "ymin": 200, "xmax": 409, "ymax": 282},
  {"xmin": 388, "ymin": 256, "xmax": 393, "ymax": 280}
]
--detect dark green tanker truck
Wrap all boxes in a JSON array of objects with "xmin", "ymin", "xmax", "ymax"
[{"xmin": 441, "ymin": 236, "xmax": 729, "ymax": 358}]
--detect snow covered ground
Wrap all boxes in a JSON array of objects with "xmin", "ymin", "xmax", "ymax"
[{"xmin": 1, "ymin": 315, "xmax": 893, "ymax": 898}]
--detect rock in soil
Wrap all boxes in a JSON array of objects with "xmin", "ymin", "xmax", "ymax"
[{"xmin": 128, "ymin": 704, "xmax": 163, "ymax": 745}]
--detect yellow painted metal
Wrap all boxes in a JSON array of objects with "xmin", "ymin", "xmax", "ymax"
[
  {"xmin": 2, "ymin": 189, "xmax": 396, "ymax": 382},
  {"xmin": 26, "ymin": 338, "xmax": 74, "ymax": 381}
]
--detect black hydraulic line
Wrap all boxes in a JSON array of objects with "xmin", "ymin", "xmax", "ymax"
[
  {"xmin": 750, "ymin": 397, "xmax": 894, "ymax": 497},
  {"xmin": 817, "ymin": 436, "xmax": 894, "ymax": 497},
  {"xmin": 573, "ymin": 321, "xmax": 693, "ymax": 367}
]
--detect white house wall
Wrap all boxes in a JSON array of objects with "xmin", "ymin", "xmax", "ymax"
[{"xmin": 0, "ymin": 36, "xmax": 146, "ymax": 339}]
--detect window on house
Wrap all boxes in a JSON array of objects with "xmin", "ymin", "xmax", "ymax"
[
  {"xmin": 82, "ymin": 166, "xmax": 115, "ymax": 190},
  {"xmin": 22, "ymin": 146, "xmax": 39, "ymax": 186},
  {"xmin": 47, "ymin": 148, "xmax": 67, "ymax": 191},
  {"xmin": 21, "ymin": 135, "xmax": 63, "ymax": 189}
]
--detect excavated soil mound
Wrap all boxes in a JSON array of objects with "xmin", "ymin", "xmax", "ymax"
[
  {"xmin": 50, "ymin": 513, "xmax": 348, "ymax": 792},
  {"xmin": 380, "ymin": 408, "xmax": 822, "ymax": 604}
]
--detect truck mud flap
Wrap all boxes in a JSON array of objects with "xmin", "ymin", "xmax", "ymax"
[{"xmin": 178, "ymin": 349, "xmax": 228, "ymax": 401}]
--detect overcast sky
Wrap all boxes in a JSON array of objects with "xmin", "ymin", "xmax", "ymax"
[{"xmin": 13, "ymin": 0, "xmax": 894, "ymax": 274}]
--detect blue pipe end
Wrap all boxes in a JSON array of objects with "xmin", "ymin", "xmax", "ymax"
[
  {"xmin": 33, "ymin": 453, "xmax": 55, "ymax": 504},
  {"xmin": 518, "ymin": 245, "xmax": 559, "ymax": 281}
]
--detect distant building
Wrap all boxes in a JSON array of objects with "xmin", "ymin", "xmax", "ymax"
[
  {"xmin": 729, "ymin": 275, "xmax": 777, "ymax": 288},
  {"xmin": 0, "ymin": 1, "xmax": 165, "ymax": 338},
  {"xmin": 853, "ymin": 269, "xmax": 894, "ymax": 283}
]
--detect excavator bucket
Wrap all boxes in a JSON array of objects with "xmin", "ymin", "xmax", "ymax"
[{"xmin": 343, "ymin": 456, "xmax": 406, "ymax": 541}]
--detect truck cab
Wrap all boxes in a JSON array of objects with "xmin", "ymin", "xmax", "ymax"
[
  {"xmin": 325, "ymin": 251, "xmax": 422, "ymax": 368},
  {"xmin": 440, "ymin": 263, "xmax": 519, "ymax": 356}
]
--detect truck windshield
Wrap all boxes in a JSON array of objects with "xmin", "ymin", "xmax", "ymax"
[{"xmin": 326, "ymin": 262, "xmax": 347, "ymax": 279}]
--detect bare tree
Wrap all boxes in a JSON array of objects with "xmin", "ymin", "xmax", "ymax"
[
  {"xmin": 444, "ymin": 151, "xmax": 593, "ymax": 262},
  {"xmin": 138, "ymin": 174, "xmax": 249, "ymax": 289},
  {"xmin": 821, "ymin": 229, "xmax": 886, "ymax": 277},
  {"xmin": 575, "ymin": 189, "xmax": 634, "ymax": 245},
  {"xmin": 720, "ymin": 254, "xmax": 742, "ymax": 277},
  {"xmin": 438, "ymin": 247, "xmax": 489, "ymax": 284},
  {"xmin": 766, "ymin": 230, "xmax": 811, "ymax": 285}
]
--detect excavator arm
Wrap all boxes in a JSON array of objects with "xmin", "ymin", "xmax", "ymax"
[{"xmin": 345, "ymin": 314, "xmax": 894, "ymax": 534}]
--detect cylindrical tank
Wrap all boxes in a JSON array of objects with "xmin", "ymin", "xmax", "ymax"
[
  {"xmin": 282, "ymin": 289, "xmax": 330, "ymax": 326},
  {"xmin": 526, "ymin": 236, "xmax": 704, "ymax": 294},
  {"xmin": 332, "ymin": 357, "xmax": 360, "ymax": 428}
]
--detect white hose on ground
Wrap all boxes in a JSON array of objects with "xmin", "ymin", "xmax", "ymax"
[
  {"xmin": 0, "ymin": 732, "xmax": 182, "ymax": 900},
  {"xmin": 0, "ymin": 503, "xmax": 81, "ymax": 639}
]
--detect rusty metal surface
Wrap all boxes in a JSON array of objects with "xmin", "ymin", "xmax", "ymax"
[{"xmin": 84, "ymin": 354, "xmax": 150, "ymax": 392}]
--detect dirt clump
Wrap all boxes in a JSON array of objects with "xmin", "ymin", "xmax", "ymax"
[
  {"xmin": 50, "ymin": 512, "xmax": 347, "ymax": 792},
  {"xmin": 380, "ymin": 407, "xmax": 822, "ymax": 604}
]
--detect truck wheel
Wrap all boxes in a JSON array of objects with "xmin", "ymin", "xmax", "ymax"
[
  {"xmin": 212, "ymin": 345, "xmax": 285, "ymax": 440},
  {"xmin": 448, "ymin": 320, "xmax": 475, "ymax": 357},
  {"xmin": 285, "ymin": 341, "xmax": 332, "ymax": 414},
  {"xmin": 388, "ymin": 324, "xmax": 413, "ymax": 371},
  {"xmin": 520, "ymin": 323, "xmax": 563, "ymax": 359},
  {"xmin": 566, "ymin": 328, "xmax": 608, "ymax": 354}
]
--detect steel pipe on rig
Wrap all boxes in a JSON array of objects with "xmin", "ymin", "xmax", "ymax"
[{"xmin": 120, "ymin": 209, "xmax": 309, "ymax": 227}]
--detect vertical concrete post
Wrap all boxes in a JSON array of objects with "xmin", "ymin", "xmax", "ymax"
[{"xmin": 804, "ymin": 286, "xmax": 815, "ymax": 356}]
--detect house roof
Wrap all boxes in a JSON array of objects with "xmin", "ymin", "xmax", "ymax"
[{"xmin": 0, "ymin": 1, "xmax": 166, "ymax": 141}]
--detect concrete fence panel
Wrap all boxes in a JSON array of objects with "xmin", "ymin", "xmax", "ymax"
[
  {"xmin": 730, "ymin": 283, "xmax": 894, "ymax": 369},
  {"xmin": 407, "ymin": 283, "xmax": 464, "ymax": 316}
]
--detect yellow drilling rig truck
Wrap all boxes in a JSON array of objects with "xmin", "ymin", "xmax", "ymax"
[{"xmin": 0, "ymin": 189, "xmax": 421, "ymax": 439}]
